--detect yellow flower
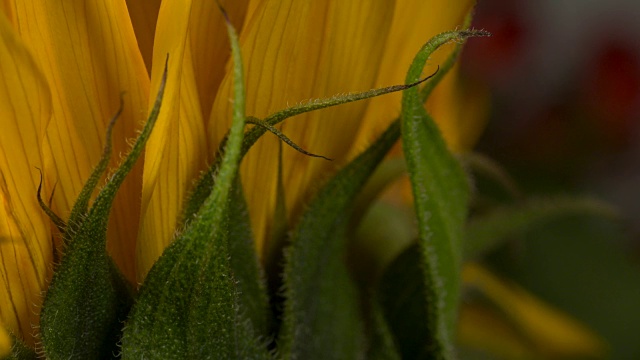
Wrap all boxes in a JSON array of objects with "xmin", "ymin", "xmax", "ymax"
[
  {"xmin": 459, "ymin": 264, "xmax": 607, "ymax": 359},
  {"xmin": 0, "ymin": 0, "xmax": 476, "ymax": 348}
]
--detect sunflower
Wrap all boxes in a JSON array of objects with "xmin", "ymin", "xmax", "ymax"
[{"xmin": 0, "ymin": 0, "xmax": 605, "ymax": 358}]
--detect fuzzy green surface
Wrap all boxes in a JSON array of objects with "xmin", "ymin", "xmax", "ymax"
[
  {"xmin": 401, "ymin": 29, "xmax": 489, "ymax": 359},
  {"xmin": 38, "ymin": 62, "xmax": 167, "ymax": 360},
  {"xmin": 278, "ymin": 120, "xmax": 402, "ymax": 360}
]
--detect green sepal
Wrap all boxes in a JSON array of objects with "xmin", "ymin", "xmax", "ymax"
[
  {"xmin": 182, "ymin": 75, "xmax": 432, "ymax": 226},
  {"xmin": 464, "ymin": 196, "xmax": 618, "ymax": 260},
  {"xmin": 278, "ymin": 119, "xmax": 402, "ymax": 359},
  {"xmin": 376, "ymin": 244, "xmax": 433, "ymax": 359},
  {"xmin": 227, "ymin": 176, "xmax": 271, "ymax": 337},
  {"xmin": 121, "ymin": 17, "xmax": 270, "ymax": 359},
  {"xmin": 400, "ymin": 29, "xmax": 489, "ymax": 359},
  {"xmin": 39, "ymin": 61, "xmax": 168, "ymax": 359}
]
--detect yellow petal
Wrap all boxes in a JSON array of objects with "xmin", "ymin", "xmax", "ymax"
[
  {"xmin": 458, "ymin": 303, "xmax": 536, "ymax": 359},
  {"xmin": 136, "ymin": 0, "xmax": 209, "ymax": 281},
  {"xmin": 0, "ymin": 322, "xmax": 10, "ymax": 358},
  {"xmin": 462, "ymin": 264, "xmax": 607, "ymax": 358},
  {"xmin": 0, "ymin": 13, "xmax": 52, "ymax": 346},
  {"xmin": 190, "ymin": 0, "xmax": 249, "ymax": 121},
  {"xmin": 126, "ymin": 0, "xmax": 161, "ymax": 74},
  {"xmin": 12, "ymin": 1, "xmax": 150, "ymax": 281},
  {"xmin": 0, "ymin": 2, "xmax": 15, "ymax": 27},
  {"xmin": 210, "ymin": 0, "xmax": 396, "ymax": 256},
  {"xmin": 352, "ymin": 0, "xmax": 477, "ymax": 153}
]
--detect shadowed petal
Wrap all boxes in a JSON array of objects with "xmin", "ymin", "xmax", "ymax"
[
  {"xmin": 0, "ymin": 322, "xmax": 9, "ymax": 357},
  {"xmin": 0, "ymin": 13, "xmax": 52, "ymax": 346},
  {"xmin": 461, "ymin": 264, "xmax": 607, "ymax": 358},
  {"xmin": 0, "ymin": 3, "xmax": 15, "ymax": 27},
  {"xmin": 126, "ymin": 0, "xmax": 161, "ymax": 74},
  {"xmin": 210, "ymin": 0, "xmax": 396, "ymax": 256},
  {"xmin": 11, "ymin": 1, "xmax": 150, "ymax": 281}
]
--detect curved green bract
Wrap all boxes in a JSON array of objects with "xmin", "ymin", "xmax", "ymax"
[
  {"xmin": 400, "ymin": 29, "xmax": 489, "ymax": 359},
  {"xmin": 39, "ymin": 60, "xmax": 168, "ymax": 360}
]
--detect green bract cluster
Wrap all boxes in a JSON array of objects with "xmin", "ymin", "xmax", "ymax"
[{"xmin": 11, "ymin": 14, "xmax": 611, "ymax": 360}]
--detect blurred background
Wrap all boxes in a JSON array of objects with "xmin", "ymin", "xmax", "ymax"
[{"xmin": 461, "ymin": 0, "xmax": 640, "ymax": 358}]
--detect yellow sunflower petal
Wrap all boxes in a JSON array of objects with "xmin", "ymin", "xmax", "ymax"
[
  {"xmin": 12, "ymin": 1, "xmax": 150, "ymax": 281},
  {"xmin": 458, "ymin": 302, "xmax": 536, "ymax": 359},
  {"xmin": 0, "ymin": 13, "xmax": 52, "ymax": 346},
  {"xmin": 126, "ymin": 0, "xmax": 161, "ymax": 74},
  {"xmin": 210, "ymin": 0, "xmax": 396, "ymax": 256},
  {"xmin": 462, "ymin": 264, "xmax": 607, "ymax": 358},
  {"xmin": 0, "ymin": 322, "xmax": 10, "ymax": 358},
  {"xmin": 136, "ymin": 0, "xmax": 209, "ymax": 281},
  {"xmin": 353, "ymin": 0, "xmax": 476, "ymax": 153},
  {"xmin": 0, "ymin": 2, "xmax": 15, "ymax": 27},
  {"xmin": 190, "ymin": 0, "xmax": 249, "ymax": 121}
]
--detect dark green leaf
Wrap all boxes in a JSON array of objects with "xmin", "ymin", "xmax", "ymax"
[
  {"xmin": 377, "ymin": 244, "xmax": 433, "ymax": 359},
  {"xmin": 263, "ymin": 142, "xmax": 288, "ymax": 287},
  {"xmin": 39, "ymin": 61, "xmax": 168, "ymax": 360},
  {"xmin": 465, "ymin": 196, "xmax": 618, "ymax": 259},
  {"xmin": 401, "ymin": 29, "xmax": 489, "ymax": 359},
  {"xmin": 278, "ymin": 120, "xmax": 401, "ymax": 359},
  {"xmin": 366, "ymin": 295, "xmax": 401, "ymax": 360}
]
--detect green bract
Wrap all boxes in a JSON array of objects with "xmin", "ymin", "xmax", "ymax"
[
  {"xmin": 39, "ymin": 61, "xmax": 168, "ymax": 360},
  {"xmin": 31, "ymin": 18, "xmax": 494, "ymax": 358}
]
